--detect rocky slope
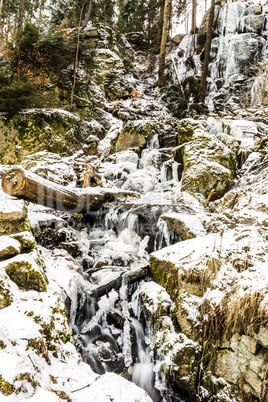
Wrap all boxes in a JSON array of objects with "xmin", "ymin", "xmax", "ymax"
[{"xmin": 1, "ymin": 3, "xmax": 268, "ymax": 401}]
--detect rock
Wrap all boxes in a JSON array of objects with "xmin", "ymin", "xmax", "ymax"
[
  {"xmin": 9, "ymin": 232, "xmax": 36, "ymax": 253},
  {"xmin": 238, "ymin": 15, "xmax": 266, "ymax": 35},
  {"xmin": 0, "ymin": 109, "xmax": 97, "ymax": 164},
  {"xmin": 171, "ymin": 34, "xmax": 185, "ymax": 45},
  {"xmin": 0, "ymin": 280, "xmax": 13, "ymax": 309},
  {"xmin": 136, "ymin": 281, "xmax": 173, "ymax": 321},
  {"xmin": 3, "ymin": 250, "xmax": 47, "ymax": 292},
  {"xmin": 0, "ymin": 190, "xmax": 29, "ymax": 236},
  {"xmin": 254, "ymin": 326, "xmax": 268, "ymax": 348},
  {"xmin": 197, "ymin": 5, "xmax": 221, "ymax": 47},
  {"xmin": 0, "ymin": 236, "xmax": 21, "ymax": 261},
  {"xmin": 244, "ymin": 5, "xmax": 263, "ymax": 16},
  {"xmin": 103, "ymin": 69, "xmax": 135, "ymax": 100},
  {"xmin": 154, "ymin": 329, "xmax": 200, "ymax": 393},
  {"xmin": 114, "ymin": 120, "xmax": 155, "ymax": 152},
  {"xmin": 83, "ymin": 26, "xmax": 99, "ymax": 38},
  {"xmin": 177, "ymin": 118, "xmax": 204, "ymax": 146},
  {"xmin": 150, "ymin": 235, "xmax": 222, "ymax": 299},
  {"xmin": 215, "ymin": 333, "xmax": 268, "ymax": 398},
  {"xmin": 160, "ymin": 212, "xmax": 206, "ymax": 240},
  {"xmin": 177, "ymin": 130, "xmax": 237, "ymax": 199},
  {"xmin": 176, "ymin": 292, "xmax": 201, "ymax": 340}
]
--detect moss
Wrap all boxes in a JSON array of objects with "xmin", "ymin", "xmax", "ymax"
[
  {"xmin": 0, "ymin": 280, "xmax": 13, "ymax": 309},
  {"xmin": 150, "ymin": 255, "xmax": 179, "ymax": 301},
  {"xmin": 11, "ymin": 232, "xmax": 36, "ymax": 252},
  {"xmin": 0, "ymin": 376, "xmax": 15, "ymax": 396},
  {"xmin": 5, "ymin": 261, "xmax": 47, "ymax": 292}
]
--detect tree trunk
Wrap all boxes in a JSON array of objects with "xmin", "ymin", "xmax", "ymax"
[
  {"xmin": 198, "ymin": 0, "xmax": 215, "ymax": 103},
  {"xmin": 191, "ymin": 0, "xmax": 197, "ymax": 52},
  {"xmin": 2, "ymin": 168, "xmax": 139, "ymax": 214},
  {"xmin": 158, "ymin": 0, "xmax": 172, "ymax": 88},
  {"xmin": 80, "ymin": 0, "xmax": 93, "ymax": 32},
  {"xmin": 17, "ymin": 0, "xmax": 24, "ymax": 31},
  {"xmin": 0, "ymin": 0, "xmax": 3, "ymax": 22}
]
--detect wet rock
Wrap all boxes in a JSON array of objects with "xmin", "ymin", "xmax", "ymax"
[
  {"xmin": 0, "ymin": 236, "xmax": 21, "ymax": 261},
  {"xmin": 155, "ymin": 329, "xmax": 200, "ymax": 393},
  {"xmin": 238, "ymin": 15, "xmax": 265, "ymax": 35},
  {"xmin": 136, "ymin": 281, "xmax": 173, "ymax": 322},
  {"xmin": 160, "ymin": 212, "xmax": 206, "ymax": 240},
  {"xmin": 3, "ymin": 250, "xmax": 47, "ymax": 292}
]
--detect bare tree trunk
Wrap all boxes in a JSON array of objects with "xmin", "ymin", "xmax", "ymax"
[
  {"xmin": 0, "ymin": 0, "xmax": 3, "ymax": 22},
  {"xmin": 17, "ymin": 0, "xmax": 24, "ymax": 31},
  {"xmin": 191, "ymin": 0, "xmax": 197, "ymax": 53},
  {"xmin": 198, "ymin": 0, "xmax": 215, "ymax": 102},
  {"xmin": 80, "ymin": 0, "xmax": 93, "ymax": 32},
  {"xmin": 158, "ymin": 0, "xmax": 172, "ymax": 87}
]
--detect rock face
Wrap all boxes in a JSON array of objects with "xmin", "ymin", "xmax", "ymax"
[
  {"xmin": 0, "ymin": 189, "xmax": 29, "ymax": 236},
  {"xmin": 0, "ymin": 109, "xmax": 105, "ymax": 164}
]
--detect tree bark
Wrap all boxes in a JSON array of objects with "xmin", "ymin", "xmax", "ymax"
[
  {"xmin": 191, "ymin": 0, "xmax": 197, "ymax": 52},
  {"xmin": 198, "ymin": 0, "xmax": 215, "ymax": 103},
  {"xmin": 17, "ymin": 0, "xmax": 24, "ymax": 31},
  {"xmin": 2, "ymin": 168, "xmax": 139, "ymax": 214},
  {"xmin": 158, "ymin": 0, "xmax": 172, "ymax": 87},
  {"xmin": 80, "ymin": 0, "xmax": 93, "ymax": 32}
]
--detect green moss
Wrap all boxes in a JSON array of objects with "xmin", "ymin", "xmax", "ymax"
[
  {"xmin": 0, "ymin": 280, "xmax": 13, "ymax": 309},
  {"xmin": 5, "ymin": 261, "xmax": 47, "ymax": 292},
  {"xmin": 0, "ymin": 376, "xmax": 15, "ymax": 396},
  {"xmin": 150, "ymin": 255, "xmax": 179, "ymax": 301}
]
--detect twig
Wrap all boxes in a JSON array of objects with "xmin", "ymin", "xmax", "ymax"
[
  {"xmin": 204, "ymin": 189, "xmax": 215, "ymax": 207},
  {"xmin": 71, "ymin": 376, "xmax": 101, "ymax": 393},
  {"xmin": 171, "ymin": 55, "xmax": 184, "ymax": 95}
]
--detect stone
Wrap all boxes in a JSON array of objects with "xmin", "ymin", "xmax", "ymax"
[
  {"xmin": 10, "ymin": 231, "xmax": 36, "ymax": 253},
  {"xmin": 254, "ymin": 325, "xmax": 268, "ymax": 348},
  {"xmin": 136, "ymin": 281, "xmax": 173, "ymax": 321},
  {"xmin": 114, "ymin": 120, "xmax": 155, "ymax": 152},
  {"xmin": 0, "ymin": 189, "xmax": 29, "ymax": 236},
  {"xmin": 150, "ymin": 234, "xmax": 222, "ymax": 299},
  {"xmin": 177, "ymin": 118, "xmax": 204, "ymax": 146},
  {"xmin": 3, "ymin": 251, "xmax": 47, "ymax": 292},
  {"xmin": 178, "ymin": 130, "xmax": 237, "ymax": 199},
  {"xmin": 0, "ymin": 280, "xmax": 13, "ymax": 309},
  {"xmin": 160, "ymin": 212, "xmax": 206, "ymax": 240},
  {"xmin": 154, "ymin": 329, "xmax": 200, "ymax": 393},
  {"xmin": 0, "ymin": 236, "xmax": 21, "ymax": 261},
  {"xmin": 238, "ymin": 15, "xmax": 265, "ymax": 35},
  {"xmin": 0, "ymin": 109, "xmax": 97, "ymax": 164},
  {"xmin": 171, "ymin": 34, "xmax": 185, "ymax": 45}
]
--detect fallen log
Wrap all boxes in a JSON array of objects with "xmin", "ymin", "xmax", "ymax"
[{"xmin": 2, "ymin": 168, "xmax": 140, "ymax": 214}]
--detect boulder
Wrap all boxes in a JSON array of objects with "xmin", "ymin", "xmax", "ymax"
[
  {"xmin": 155, "ymin": 329, "xmax": 200, "ymax": 393},
  {"xmin": 136, "ymin": 281, "xmax": 173, "ymax": 321},
  {"xmin": 0, "ymin": 189, "xmax": 29, "ymax": 236},
  {"xmin": 238, "ymin": 15, "xmax": 266, "ymax": 35},
  {"xmin": 0, "ymin": 109, "xmax": 99, "ymax": 164},
  {"xmin": 177, "ymin": 118, "xmax": 204, "ymax": 146},
  {"xmin": 0, "ymin": 236, "xmax": 21, "ymax": 261},
  {"xmin": 3, "ymin": 250, "xmax": 47, "ymax": 292},
  {"xmin": 114, "ymin": 120, "xmax": 156, "ymax": 152},
  {"xmin": 10, "ymin": 231, "xmax": 36, "ymax": 253},
  {"xmin": 174, "ymin": 130, "xmax": 237, "ymax": 199},
  {"xmin": 150, "ymin": 234, "xmax": 222, "ymax": 299},
  {"xmin": 160, "ymin": 212, "xmax": 206, "ymax": 240}
]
